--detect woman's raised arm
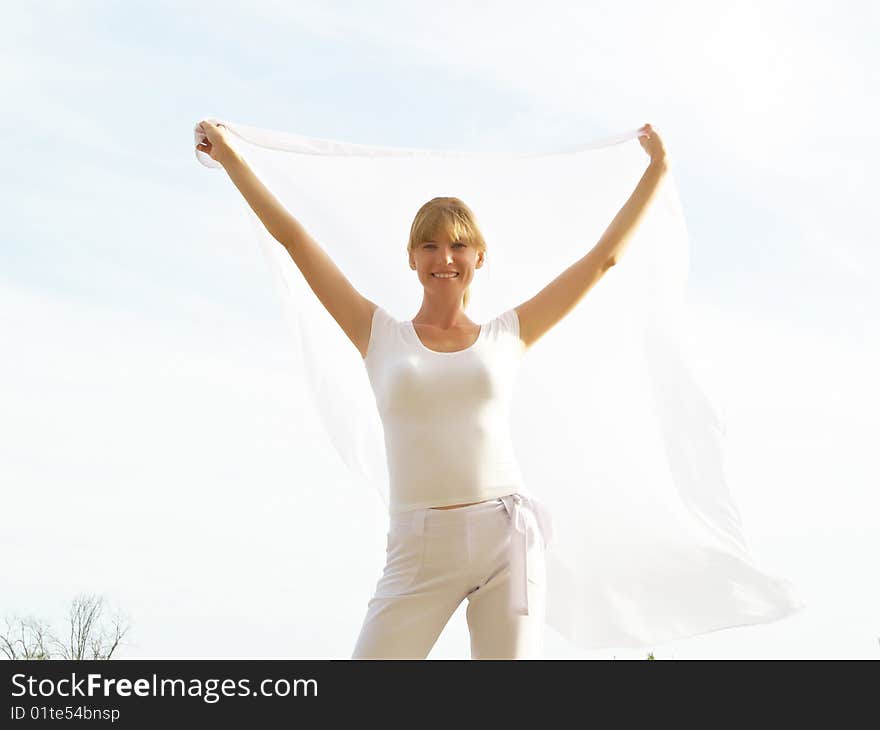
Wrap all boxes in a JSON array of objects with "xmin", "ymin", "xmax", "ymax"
[
  {"xmin": 196, "ymin": 120, "xmax": 377, "ymax": 358},
  {"xmin": 512, "ymin": 123, "xmax": 669, "ymax": 350}
]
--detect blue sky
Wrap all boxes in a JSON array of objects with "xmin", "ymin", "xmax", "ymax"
[{"xmin": 2, "ymin": 0, "xmax": 878, "ymax": 658}]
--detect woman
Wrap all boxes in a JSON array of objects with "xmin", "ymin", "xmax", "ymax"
[{"xmin": 196, "ymin": 120, "xmax": 667, "ymax": 658}]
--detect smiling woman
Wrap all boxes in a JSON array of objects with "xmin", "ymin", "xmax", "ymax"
[{"xmin": 194, "ymin": 117, "xmax": 804, "ymax": 657}]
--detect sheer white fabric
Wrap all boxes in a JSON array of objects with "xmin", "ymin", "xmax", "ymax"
[{"xmin": 194, "ymin": 119, "xmax": 805, "ymax": 651}]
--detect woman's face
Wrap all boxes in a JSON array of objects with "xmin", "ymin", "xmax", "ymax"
[{"xmin": 409, "ymin": 228, "xmax": 483, "ymax": 295}]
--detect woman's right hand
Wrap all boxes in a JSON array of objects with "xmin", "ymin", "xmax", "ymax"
[{"xmin": 196, "ymin": 120, "xmax": 235, "ymax": 166}]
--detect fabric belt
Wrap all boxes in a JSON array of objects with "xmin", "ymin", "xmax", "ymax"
[{"xmin": 499, "ymin": 493, "xmax": 555, "ymax": 616}]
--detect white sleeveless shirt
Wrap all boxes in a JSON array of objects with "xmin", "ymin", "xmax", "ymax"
[{"xmin": 363, "ymin": 306, "xmax": 529, "ymax": 514}]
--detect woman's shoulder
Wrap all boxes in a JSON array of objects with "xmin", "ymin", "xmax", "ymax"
[
  {"xmin": 371, "ymin": 304, "xmax": 401, "ymax": 327},
  {"xmin": 487, "ymin": 307, "xmax": 525, "ymax": 356},
  {"xmin": 500, "ymin": 307, "xmax": 518, "ymax": 326},
  {"xmin": 491, "ymin": 308, "xmax": 520, "ymax": 336},
  {"xmin": 363, "ymin": 304, "xmax": 403, "ymax": 361}
]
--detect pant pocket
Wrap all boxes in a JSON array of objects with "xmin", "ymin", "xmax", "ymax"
[{"xmin": 376, "ymin": 523, "xmax": 425, "ymax": 596}]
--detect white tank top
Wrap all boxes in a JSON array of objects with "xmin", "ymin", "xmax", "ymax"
[{"xmin": 363, "ymin": 306, "xmax": 530, "ymax": 514}]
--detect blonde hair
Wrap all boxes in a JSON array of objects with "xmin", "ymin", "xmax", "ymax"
[{"xmin": 407, "ymin": 197, "xmax": 487, "ymax": 311}]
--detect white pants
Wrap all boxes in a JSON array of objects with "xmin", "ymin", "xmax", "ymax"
[{"xmin": 352, "ymin": 493, "xmax": 553, "ymax": 660}]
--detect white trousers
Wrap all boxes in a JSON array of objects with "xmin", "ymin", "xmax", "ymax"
[{"xmin": 352, "ymin": 493, "xmax": 553, "ymax": 660}]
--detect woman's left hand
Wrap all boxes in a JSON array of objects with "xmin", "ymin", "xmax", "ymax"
[{"xmin": 638, "ymin": 123, "xmax": 667, "ymax": 165}]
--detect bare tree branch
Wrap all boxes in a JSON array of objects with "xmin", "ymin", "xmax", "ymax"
[
  {"xmin": 0, "ymin": 615, "xmax": 55, "ymax": 659},
  {"xmin": 2, "ymin": 594, "xmax": 132, "ymax": 660}
]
